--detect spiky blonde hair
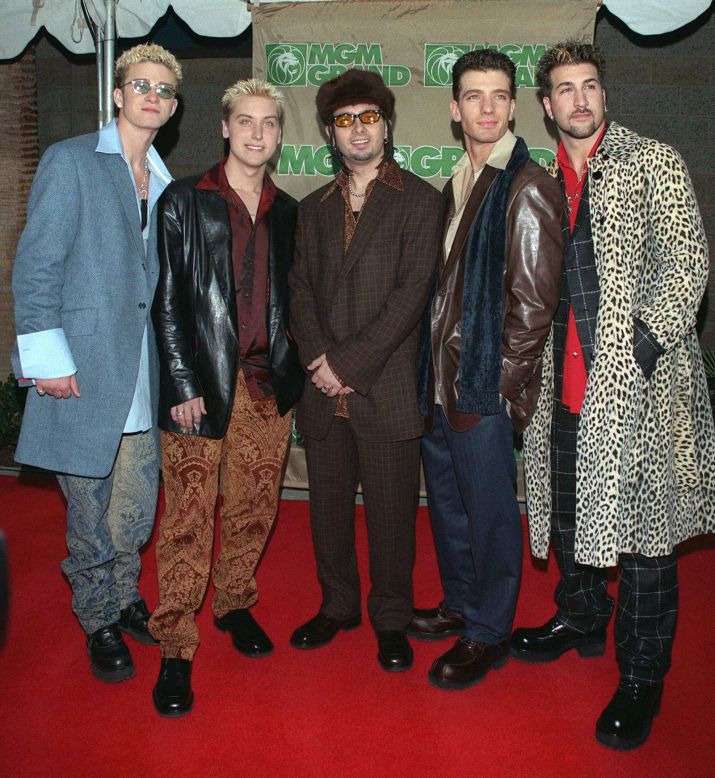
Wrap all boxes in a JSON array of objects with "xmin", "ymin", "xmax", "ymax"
[
  {"xmin": 221, "ymin": 78, "xmax": 285, "ymax": 124},
  {"xmin": 114, "ymin": 43, "xmax": 182, "ymax": 89}
]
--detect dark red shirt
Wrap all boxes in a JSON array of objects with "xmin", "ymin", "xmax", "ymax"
[
  {"xmin": 196, "ymin": 161, "xmax": 276, "ymax": 401},
  {"xmin": 557, "ymin": 123, "xmax": 606, "ymax": 413}
]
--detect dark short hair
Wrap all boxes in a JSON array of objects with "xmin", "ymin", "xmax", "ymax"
[
  {"xmin": 451, "ymin": 49, "xmax": 516, "ymax": 100},
  {"xmin": 536, "ymin": 40, "xmax": 606, "ymax": 97}
]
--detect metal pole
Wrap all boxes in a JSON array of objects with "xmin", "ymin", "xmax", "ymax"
[
  {"xmin": 96, "ymin": 33, "xmax": 104, "ymax": 129},
  {"xmin": 101, "ymin": 0, "xmax": 116, "ymax": 127}
]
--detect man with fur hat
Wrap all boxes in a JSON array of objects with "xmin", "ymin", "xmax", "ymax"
[{"xmin": 288, "ymin": 69, "xmax": 441, "ymax": 670}]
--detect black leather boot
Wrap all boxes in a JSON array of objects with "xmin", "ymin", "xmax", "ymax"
[
  {"xmin": 87, "ymin": 624, "xmax": 134, "ymax": 683},
  {"xmin": 153, "ymin": 658, "xmax": 194, "ymax": 718},
  {"xmin": 596, "ymin": 679, "xmax": 663, "ymax": 750},
  {"xmin": 119, "ymin": 598, "xmax": 158, "ymax": 645}
]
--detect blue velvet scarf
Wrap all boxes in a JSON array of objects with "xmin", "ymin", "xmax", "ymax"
[{"xmin": 417, "ymin": 137, "xmax": 531, "ymax": 417}]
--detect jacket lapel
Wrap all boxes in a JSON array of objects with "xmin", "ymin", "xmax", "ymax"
[
  {"xmin": 100, "ymin": 153, "xmax": 145, "ymax": 260},
  {"xmin": 195, "ymin": 189, "xmax": 238, "ymax": 339},
  {"xmin": 440, "ymin": 165, "xmax": 499, "ymax": 286},
  {"xmin": 335, "ymin": 181, "xmax": 391, "ymax": 288}
]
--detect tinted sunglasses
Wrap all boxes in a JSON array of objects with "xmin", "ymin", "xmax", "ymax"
[
  {"xmin": 120, "ymin": 78, "xmax": 177, "ymax": 100},
  {"xmin": 331, "ymin": 109, "xmax": 384, "ymax": 127}
]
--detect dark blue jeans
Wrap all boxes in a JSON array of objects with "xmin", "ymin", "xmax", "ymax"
[{"xmin": 422, "ymin": 405, "xmax": 522, "ymax": 643}]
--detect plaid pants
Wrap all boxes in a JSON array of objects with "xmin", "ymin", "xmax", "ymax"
[
  {"xmin": 58, "ymin": 430, "xmax": 159, "ymax": 635},
  {"xmin": 551, "ymin": 402, "xmax": 678, "ymax": 685},
  {"xmin": 303, "ymin": 418, "xmax": 421, "ymax": 631},
  {"xmin": 149, "ymin": 372, "xmax": 292, "ymax": 660}
]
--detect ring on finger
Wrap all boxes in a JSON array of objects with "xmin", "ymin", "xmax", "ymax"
[{"xmin": 177, "ymin": 410, "xmax": 185, "ymax": 416}]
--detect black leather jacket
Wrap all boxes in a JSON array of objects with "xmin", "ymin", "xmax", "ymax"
[{"xmin": 153, "ymin": 174, "xmax": 304, "ymax": 439}]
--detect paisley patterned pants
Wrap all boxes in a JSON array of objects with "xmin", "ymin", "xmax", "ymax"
[
  {"xmin": 149, "ymin": 373, "xmax": 291, "ymax": 659},
  {"xmin": 58, "ymin": 430, "xmax": 159, "ymax": 635}
]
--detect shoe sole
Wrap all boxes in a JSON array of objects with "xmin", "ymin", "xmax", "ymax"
[
  {"xmin": 290, "ymin": 617, "xmax": 362, "ymax": 650},
  {"xmin": 119, "ymin": 625, "xmax": 159, "ymax": 646},
  {"xmin": 153, "ymin": 691, "xmax": 194, "ymax": 718},
  {"xmin": 214, "ymin": 618, "xmax": 274, "ymax": 658},
  {"xmin": 509, "ymin": 639, "xmax": 606, "ymax": 663},
  {"xmin": 405, "ymin": 628, "xmax": 465, "ymax": 642},
  {"xmin": 428, "ymin": 655, "xmax": 509, "ymax": 691},
  {"xmin": 90, "ymin": 663, "xmax": 136, "ymax": 684}
]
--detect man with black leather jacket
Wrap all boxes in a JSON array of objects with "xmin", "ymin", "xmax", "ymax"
[{"xmin": 148, "ymin": 79, "xmax": 303, "ymax": 717}]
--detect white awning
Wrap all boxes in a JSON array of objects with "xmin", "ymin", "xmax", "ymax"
[
  {"xmin": 603, "ymin": 0, "xmax": 710, "ymax": 36},
  {"xmin": 2, "ymin": 1, "xmax": 263, "ymax": 60}
]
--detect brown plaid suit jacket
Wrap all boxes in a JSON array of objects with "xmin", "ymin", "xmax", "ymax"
[{"xmin": 289, "ymin": 168, "xmax": 442, "ymax": 442}]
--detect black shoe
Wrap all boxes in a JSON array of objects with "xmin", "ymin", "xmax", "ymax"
[
  {"xmin": 119, "ymin": 598, "xmax": 158, "ymax": 645},
  {"xmin": 509, "ymin": 616, "xmax": 606, "ymax": 663},
  {"xmin": 153, "ymin": 658, "xmax": 194, "ymax": 718},
  {"xmin": 290, "ymin": 612, "xmax": 361, "ymax": 650},
  {"xmin": 407, "ymin": 602, "xmax": 465, "ymax": 641},
  {"xmin": 376, "ymin": 630, "xmax": 413, "ymax": 672},
  {"xmin": 87, "ymin": 624, "xmax": 135, "ymax": 683},
  {"xmin": 215, "ymin": 609, "xmax": 273, "ymax": 658},
  {"xmin": 428, "ymin": 637, "xmax": 509, "ymax": 691},
  {"xmin": 596, "ymin": 679, "xmax": 662, "ymax": 750}
]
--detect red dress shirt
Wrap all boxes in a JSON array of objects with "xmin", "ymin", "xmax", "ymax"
[{"xmin": 557, "ymin": 123, "xmax": 606, "ymax": 413}]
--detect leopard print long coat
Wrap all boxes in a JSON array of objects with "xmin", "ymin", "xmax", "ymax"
[{"xmin": 523, "ymin": 122, "xmax": 715, "ymax": 567}]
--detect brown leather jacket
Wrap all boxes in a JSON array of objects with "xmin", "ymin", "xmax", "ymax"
[{"xmin": 429, "ymin": 159, "xmax": 563, "ymax": 434}]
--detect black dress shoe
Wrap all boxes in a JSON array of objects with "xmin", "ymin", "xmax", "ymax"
[
  {"xmin": 407, "ymin": 602, "xmax": 465, "ymax": 641},
  {"xmin": 290, "ymin": 612, "xmax": 361, "ymax": 649},
  {"xmin": 429, "ymin": 637, "xmax": 509, "ymax": 690},
  {"xmin": 596, "ymin": 679, "xmax": 662, "ymax": 750},
  {"xmin": 215, "ymin": 608, "xmax": 273, "ymax": 658},
  {"xmin": 87, "ymin": 624, "xmax": 135, "ymax": 683},
  {"xmin": 376, "ymin": 630, "xmax": 413, "ymax": 672},
  {"xmin": 119, "ymin": 598, "xmax": 158, "ymax": 645},
  {"xmin": 509, "ymin": 616, "xmax": 606, "ymax": 663},
  {"xmin": 153, "ymin": 658, "xmax": 194, "ymax": 718}
]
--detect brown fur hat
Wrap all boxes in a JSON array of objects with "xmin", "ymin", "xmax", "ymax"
[{"xmin": 316, "ymin": 69, "xmax": 395, "ymax": 125}]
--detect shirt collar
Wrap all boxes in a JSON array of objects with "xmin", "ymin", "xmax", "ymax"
[
  {"xmin": 557, "ymin": 121, "xmax": 607, "ymax": 173},
  {"xmin": 95, "ymin": 118, "xmax": 172, "ymax": 187},
  {"xmin": 320, "ymin": 157, "xmax": 404, "ymax": 203}
]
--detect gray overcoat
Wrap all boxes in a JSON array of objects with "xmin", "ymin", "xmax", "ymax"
[{"xmin": 12, "ymin": 129, "xmax": 164, "ymax": 478}]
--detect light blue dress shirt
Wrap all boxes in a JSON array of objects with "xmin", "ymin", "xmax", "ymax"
[{"xmin": 16, "ymin": 119, "xmax": 173, "ymax": 433}]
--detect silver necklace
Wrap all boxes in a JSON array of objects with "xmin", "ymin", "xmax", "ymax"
[{"xmin": 138, "ymin": 156, "xmax": 149, "ymax": 200}]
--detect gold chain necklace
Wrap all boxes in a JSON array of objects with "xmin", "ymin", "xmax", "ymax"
[{"xmin": 348, "ymin": 174, "xmax": 366, "ymax": 198}]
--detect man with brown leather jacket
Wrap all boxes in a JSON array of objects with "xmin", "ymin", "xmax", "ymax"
[
  {"xmin": 148, "ymin": 79, "xmax": 303, "ymax": 716},
  {"xmin": 410, "ymin": 50, "xmax": 563, "ymax": 690}
]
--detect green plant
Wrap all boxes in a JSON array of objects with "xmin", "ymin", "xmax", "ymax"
[{"xmin": 0, "ymin": 374, "xmax": 26, "ymax": 448}]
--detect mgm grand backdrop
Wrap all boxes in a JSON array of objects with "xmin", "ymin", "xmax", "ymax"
[{"xmin": 253, "ymin": 0, "xmax": 596, "ymax": 199}]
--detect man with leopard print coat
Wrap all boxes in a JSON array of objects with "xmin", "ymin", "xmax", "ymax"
[{"xmin": 512, "ymin": 41, "xmax": 715, "ymax": 751}]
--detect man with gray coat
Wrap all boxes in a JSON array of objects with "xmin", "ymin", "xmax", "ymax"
[{"xmin": 12, "ymin": 44, "xmax": 181, "ymax": 683}]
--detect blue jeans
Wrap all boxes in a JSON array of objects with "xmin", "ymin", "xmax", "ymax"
[
  {"xmin": 422, "ymin": 405, "xmax": 522, "ymax": 643},
  {"xmin": 57, "ymin": 430, "xmax": 159, "ymax": 634}
]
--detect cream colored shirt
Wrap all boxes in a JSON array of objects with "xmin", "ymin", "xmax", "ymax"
[{"xmin": 443, "ymin": 129, "xmax": 518, "ymax": 260}]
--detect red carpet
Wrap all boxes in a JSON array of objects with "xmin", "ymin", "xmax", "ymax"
[{"xmin": 0, "ymin": 473, "xmax": 713, "ymax": 777}]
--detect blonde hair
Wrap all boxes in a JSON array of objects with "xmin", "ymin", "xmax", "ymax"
[
  {"xmin": 114, "ymin": 44, "xmax": 183, "ymax": 88},
  {"xmin": 221, "ymin": 79, "xmax": 284, "ymax": 124}
]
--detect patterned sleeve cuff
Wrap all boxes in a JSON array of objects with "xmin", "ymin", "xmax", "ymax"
[{"xmin": 633, "ymin": 316, "xmax": 664, "ymax": 380}]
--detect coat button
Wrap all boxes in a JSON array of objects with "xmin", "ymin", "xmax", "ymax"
[
  {"xmin": 592, "ymin": 170, "xmax": 603, "ymax": 180},
  {"xmin": 138, "ymin": 302, "xmax": 146, "ymax": 309}
]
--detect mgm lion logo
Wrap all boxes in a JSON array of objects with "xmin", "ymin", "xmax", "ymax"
[
  {"xmin": 266, "ymin": 44, "xmax": 307, "ymax": 86},
  {"xmin": 393, "ymin": 148, "xmax": 409, "ymax": 170},
  {"xmin": 424, "ymin": 44, "xmax": 471, "ymax": 87}
]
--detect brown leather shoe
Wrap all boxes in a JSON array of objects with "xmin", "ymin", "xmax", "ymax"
[
  {"xmin": 428, "ymin": 637, "xmax": 509, "ymax": 690},
  {"xmin": 407, "ymin": 602, "xmax": 465, "ymax": 641}
]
